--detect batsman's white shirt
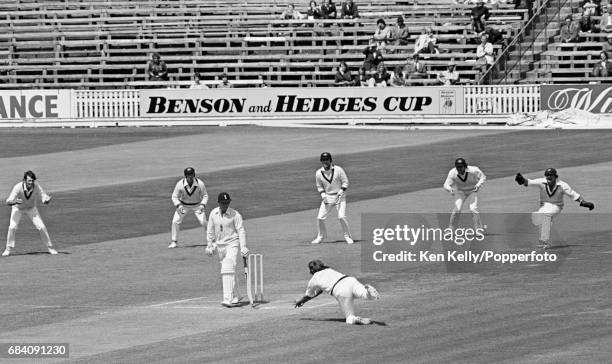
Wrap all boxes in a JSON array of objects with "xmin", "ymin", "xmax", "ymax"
[
  {"xmin": 207, "ymin": 207, "xmax": 246, "ymax": 248},
  {"xmin": 305, "ymin": 268, "xmax": 347, "ymax": 297},
  {"xmin": 171, "ymin": 177, "xmax": 208, "ymax": 207},
  {"xmin": 316, "ymin": 165, "xmax": 349, "ymax": 203},
  {"xmin": 444, "ymin": 166, "xmax": 486, "ymax": 192},
  {"xmin": 527, "ymin": 178, "xmax": 580, "ymax": 208},
  {"xmin": 6, "ymin": 182, "xmax": 50, "ymax": 210}
]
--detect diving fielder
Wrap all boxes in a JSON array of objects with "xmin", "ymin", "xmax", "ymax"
[
  {"xmin": 443, "ymin": 158, "xmax": 486, "ymax": 230},
  {"xmin": 294, "ymin": 260, "xmax": 380, "ymax": 325},
  {"xmin": 3, "ymin": 171, "xmax": 57, "ymax": 256},
  {"xmin": 169, "ymin": 167, "xmax": 208, "ymax": 248},
  {"xmin": 515, "ymin": 168, "xmax": 594, "ymax": 249},
  {"xmin": 312, "ymin": 152, "xmax": 353, "ymax": 245},
  {"xmin": 205, "ymin": 192, "xmax": 249, "ymax": 307}
]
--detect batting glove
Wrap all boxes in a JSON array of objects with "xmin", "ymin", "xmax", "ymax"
[
  {"xmin": 43, "ymin": 196, "xmax": 52, "ymax": 204},
  {"xmin": 320, "ymin": 192, "xmax": 326, "ymax": 200},
  {"xmin": 240, "ymin": 246, "xmax": 250, "ymax": 257},
  {"xmin": 472, "ymin": 186, "xmax": 480, "ymax": 193},
  {"xmin": 177, "ymin": 205, "xmax": 186, "ymax": 214},
  {"xmin": 205, "ymin": 244, "xmax": 216, "ymax": 256}
]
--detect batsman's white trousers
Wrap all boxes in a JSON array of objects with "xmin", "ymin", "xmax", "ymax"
[
  {"xmin": 332, "ymin": 277, "xmax": 371, "ymax": 319},
  {"xmin": 449, "ymin": 191, "xmax": 482, "ymax": 229},
  {"xmin": 171, "ymin": 205, "xmax": 206, "ymax": 242},
  {"xmin": 6, "ymin": 206, "xmax": 52, "ymax": 248},
  {"xmin": 316, "ymin": 195, "xmax": 350, "ymax": 239},
  {"xmin": 531, "ymin": 202, "xmax": 561, "ymax": 243}
]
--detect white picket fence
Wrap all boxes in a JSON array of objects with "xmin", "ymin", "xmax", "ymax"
[
  {"xmin": 70, "ymin": 86, "xmax": 540, "ymax": 119},
  {"xmin": 463, "ymin": 85, "xmax": 540, "ymax": 114}
]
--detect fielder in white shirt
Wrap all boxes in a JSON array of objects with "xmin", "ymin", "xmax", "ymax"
[
  {"xmin": 294, "ymin": 260, "xmax": 380, "ymax": 325},
  {"xmin": 515, "ymin": 168, "xmax": 594, "ymax": 249},
  {"xmin": 205, "ymin": 192, "xmax": 249, "ymax": 307},
  {"xmin": 3, "ymin": 171, "xmax": 57, "ymax": 256},
  {"xmin": 443, "ymin": 158, "xmax": 487, "ymax": 230},
  {"xmin": 169, "ymin": 167, "xmax": 208, "ymax": 248},
  {"xmin": 312, "ymin": 152, "xmax": 353, "ymax": 245}
]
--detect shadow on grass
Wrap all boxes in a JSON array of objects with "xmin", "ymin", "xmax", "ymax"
[{"xmin": 300, "ymin": 317, "xmax": 388, "ymax": 326}]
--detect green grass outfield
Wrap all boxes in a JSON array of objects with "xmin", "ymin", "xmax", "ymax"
[{"xmin": 0, "ymin": 126, "xmax": 611, "ymax": 363}]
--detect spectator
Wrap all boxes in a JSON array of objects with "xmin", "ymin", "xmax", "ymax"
[
  {"xmin": 257, "ymin": 75, "xmax": 269, "ymax": 88},
  {"xmin": 393, "ymin": 16, "xmax": 410, "ymax": 48},
  {"xmin": 306, "ymin": 1, "xmax": 321, "ymax": 19},
  {"xmin": 280, "ymin": 4, "xmax": 305, "ymax": 19},
  {"xmin": 560, "ymin": 15, "xmax": 580, "ymax": 43},
  {"xmin": 580, "ymin": 12, "xmax": 596, "ymax": 33},
  {"xmin": 373, "ymin": 18, "xmax": 393, "ymax": 51},
  {"xmin": 147, "ymin": 53, "xmax": 168, "ymax": 81},
  {"xmin": 389, "ymin": 65, "xmax": 406, "ymax": 86},
  {"xmin": 320, "ymin": 0, "xmax": 337, "ymax": 19},
  {"xmin": 598, "ymin": 4, "xmax": 612, "ymax": 32},
  {"xmin": 362, "ymin": 42, "xmax": 384, "ymax": 72},
  {"xmin": 415, "ymin": 27, "xmax": 439, "ymax": 54},
  {"xmin": 476, "ymin": 34, "xmax": 495, "ymax": 75},
  {"xmin": 437, "ymin": 62, "xmax": 460, "ymax": 85},
  {"xmin": 357, "ymin": 67, "xmax": 374, "ymax": 87},
  {"xmin": 482, "ymin": 26, "xmax": 508, "ymax": 49},
  {"xmin": 334, "ymin": 61, "xmax": 357, "ymax": 86},
  {"xmin": 603, "ymin": 34, "xmax": 612, "ymax": 53},
  {"xmin": 406, "ymin": 53, "xmax": 427, "ymax": 79},
  {"xmin": 471, "ymin": 0, "xmax": 490, "ymax": 34},
  {"xmin": 341, "ymin": 0, "xmax": 359, "ymax": 19},
  {"xmin": 190, "ymin": 72, "xmax": 209, "ymax": 89},
  {"xmin": 372, "ymin": 63, "xmax": 390, "ymax": 87},
  {"xmin": 217, "ymin": 73, "xmax": 233, "ymax": 88},
  {"xmin": 583, "ymin": 0, "xmax": 598, "ymax": 17},
  {"xmin": 592, "ymin": 51, "xmax": 612, "ymax": 77}
]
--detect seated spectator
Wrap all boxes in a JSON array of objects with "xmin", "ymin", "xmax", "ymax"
[
  {"xmin": 306, "ymin": 1, "xmax": 321, "ymax": 19},
  {"xmin": 415, "ymin": 27, "xmax": 439, "ymax": 54},
  {"xmin": 373, "ymin": 18, "xmax": 393, "ymax": 51},
  {"xmin": 406, "ymin": 53, "xmax": 427, "ymax": 79},
  {"xmin": 580, "ymin": 12, "xmax": 596, "ymax": 33},
  {"xmin": 592, "ymin": 51, "xmax": 612, "ymax": 76},
  {"xmin": 583, "ymin": 0, "xmax": 598, "ymax": 17},
  {"xmin": 389, "ymin": 65, "xmax": 406, "ymax": 86},
  {"xmin": 373, "ymin": 63, "xmax": 390, "ymax": 87},
  {"xmin": 482, "ymin": 26, "xmax": 508, "ymax": 49},
  {"xmin": 341, "ymin": 0, "xmax": 359, "ymax": 19},
  {"xmin": 362, "ymin": 42, "xmax": 384, "ymax": 72},
  {"xmin": 190, "ymin": 72, "xmax": 209, "ymax": 89},
  {"xmin": 437, "ymin": 62, "xmax": 460, "ymax": 85},
  {"xmin": 393, "ymin": 16, "xmax": 410, "ymax": 48},
  {"xmin": 257, "ymin": 75, "xmax": 269, "ymax": 88},
  {"xmin": 280, "ymin": 4, "xmax": 305, "ymax": 19},
  {"xmin": 471, "ymin": 0, "xmax": 490, "ymax": 34},
  {"xmin": 147, "ymin": 53, "xmax": 168, "ymax": 81},
  {"xmin": 357, "ymin": 67, "xmax": 374, "ymax": 87},
  {"xmin": 334, "ymin": 61, "xmax": 357, "ymax": 86},
  {"xmin": 603, "ymin": 34, "xmax": 612, "ymax": 53},
  {"xmin": 599, "ymin": 4, "xmax": 612, "ymax": 32},
  {"xmin": 476, "ymin": 34, "xmax": 495, "ymax": 75},
  {"xmin": 217, "ymin": 73, "xmax": 234, "ymax": 88},
  {"xmin": 560, "ymin": 15, "xmax": 580, "ymax": 43},
  {"xmin": 320, "ymin": 0, "xmax": 337, "ymax": 19}
]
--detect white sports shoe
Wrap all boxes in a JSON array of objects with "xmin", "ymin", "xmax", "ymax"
[
  {"xmin": 365, "ymin": 284, "xmax": 380, "ymax": 300},
  {"xmin": 356, "ymin": 317, "xmax": 372, "ymax": 325},
  {"xmin": 345, "ymin": 236, "xmax": 354, "ymax": 245},
  {"xmin": 168, "ymin": 241, "xmax": 177, "ymax": 249},
  {"xmin": 230, "ymin": 297, "xmax": 240, "ymax": 305},
  {"xmin": 221, "ymin": 300, "xmax": 238, "ymax": 308},
  {"xmin": 537, "ymin": 240, "xmax": 550, "ymax": 250},
  {"xmin": 48, "ymin": 248, "xmax": 58, "ymax": 255},
  {"xmin": 2, "ymin": 248, "xmax": 10, "ymax": 257},
  {"xmin": 311, "ymin": 236, "xmax": 323, "ymax": 244}
]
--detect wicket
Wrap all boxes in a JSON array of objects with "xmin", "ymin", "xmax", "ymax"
[{"xmin": 247, "ymin": 253, "xmax": 264, "ymax": 305}]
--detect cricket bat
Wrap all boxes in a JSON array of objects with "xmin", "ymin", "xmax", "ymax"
[{"xmin": 243, "ymin": 256, "xmax": 254, "ymax": 306}]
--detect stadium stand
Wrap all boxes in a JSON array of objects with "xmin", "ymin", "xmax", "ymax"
[{"xmin": 0, "ymin": 0, "xmax": 531, "ymax": 88}]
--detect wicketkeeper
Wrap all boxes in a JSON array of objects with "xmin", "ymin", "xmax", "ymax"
[
  {"xmin": 294, "ymin": 260, "xmax": 380, "ymax": 325},
  {"xmin": 515, "ymin": 168, "xmax": 594, "ymax": 249}
]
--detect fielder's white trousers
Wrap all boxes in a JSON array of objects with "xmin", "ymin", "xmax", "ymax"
[
  {"xmin": 171, "ymin": 205, "xmax": 206, "ymax": 242},
  {"xmin": 531, "ymin": 202, "xmax": 562, "ymax": 243},
  {"xmin": 332, "ymin": 277, "xmax": 373, "ymax": 323},
  {"xmin": 449, "ymin": 191, "xmax": 482, "ymax": 229},
  {"xmin": 316, "ymin": 195, "xmax": 351, "ymax": 239},
  {"xmin": 6, "ymin": 206, "xmax": 53, "ymax": 249},
  {"xmin": 217, "ymin": 243, "xmax": 239, "ymax": 302}
]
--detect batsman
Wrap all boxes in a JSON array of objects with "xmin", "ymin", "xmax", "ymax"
[{"xmin": 515, "ymin": 168, "xmax": 594, "ymax": 249}]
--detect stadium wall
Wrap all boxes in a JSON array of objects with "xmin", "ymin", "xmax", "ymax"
[{"xmin": 0, "ymin": 84, "xmax": 605, "ymax": 127}]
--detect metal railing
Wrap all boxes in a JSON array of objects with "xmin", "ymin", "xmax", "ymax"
[{"xmin": 478, "ymin": 0, "xmax": 568, "ymax": 85}]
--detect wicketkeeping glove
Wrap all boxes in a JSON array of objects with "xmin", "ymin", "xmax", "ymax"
[
  {"xmin": 515, "ymin": 173, "xmax": 526, "ymax": 185},
  {"xmin": 580, "ymin": 200, "xmax": 595, "ymax": 210}
]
